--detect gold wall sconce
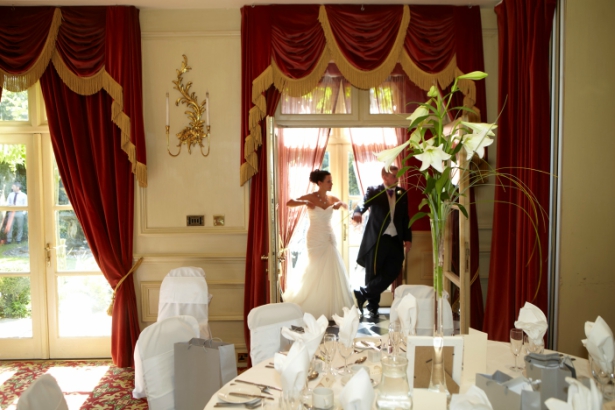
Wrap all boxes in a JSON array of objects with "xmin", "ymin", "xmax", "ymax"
[{"xmin": 166, "ymin": 54, "xmax": 211, "ymax": 157}]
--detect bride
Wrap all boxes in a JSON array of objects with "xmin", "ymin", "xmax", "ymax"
[{"xmin": 283, "ymin": 169, "xmax": 355, "ymax": 319}]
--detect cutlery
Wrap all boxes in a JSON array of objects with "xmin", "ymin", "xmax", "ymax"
[
  {"xmin": 235, "ymin": 379, "xmax": 282, "ymax": 391},
  {"xmin": 357, "ymin": 340, "xmax": 380, "ymax": 351},
  {"xmin": 336, "ymin": 356, "xmax": 366, "ymax": 369},
  {"xmin": 229, "ymin": 392, "xmax": 275, "ymax": 401},
  {"xmin": 215, "ymin": 401, "xmax": 262, "ymax": 409}
]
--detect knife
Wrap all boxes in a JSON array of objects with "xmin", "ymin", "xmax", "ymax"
[
  {"xmin": 235, "ymin": 379, "xmax": 282, "ymax": 391},
  {"xmin": 229, "ymin": 392, "xmax": 275, "ymax": 401}
]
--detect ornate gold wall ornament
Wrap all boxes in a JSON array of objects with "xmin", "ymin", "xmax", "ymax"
[{"xmin": 166, "ymin": 54, "xmax": 211, "ymax": 157}]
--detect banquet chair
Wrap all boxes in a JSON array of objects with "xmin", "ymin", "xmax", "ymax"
[
  {"xmin": 132, "ymin": 315, "xmax": 199, "ymax": 409},
  {"xmin": 158, "ymin": 266, "xmax": 213, "ymax": 339},
  {"xmin": 247, "ymin": 302, "xmax": 304, "ymax": 365},
  {"xmin": 390, "ymin": 285, "xmax": 454, "ymax": 336},
  {"xmin": 17, "ymin": 374, "xmax": 68, "ymax": 410}
]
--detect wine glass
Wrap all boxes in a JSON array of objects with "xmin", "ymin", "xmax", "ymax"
[
  {"xmin": 388, "ymin": 320, "xmax": 402, "ymax": 356},
  {"xmin": 509, "ymin": 328, "xmax": 524, "ymax": 371},
  {"xmin": 322, "ymin": 333, "xmax": 337, "ymax": 376},
  {"xmin": 337, "ymin": 341, "xmax": 354, "ymax": 374},
  {"xmin": 589, "ymin": 356, "xmax": 614, "ymax": 401}
]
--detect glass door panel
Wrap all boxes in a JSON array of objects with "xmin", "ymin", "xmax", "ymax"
[{"xmin": 0, "ymin": 135, "xmax": 47, "ymax": 359}]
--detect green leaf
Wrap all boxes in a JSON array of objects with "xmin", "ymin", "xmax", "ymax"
[
  {"xmin": 418, "ymin": 198, "xmax": 429, "ymax": 210},
  {"xmin": 457, "ymin": 203, "xmax": 469, "ymax": 219},
  {"xmin": 425, "ymin": 174, "xmax": 436, "ymax": 194},
  {"xmin": 409, "ymin": 212, "xmax": 429, "ymax": 228},
  {"xmin": 435, "ymin": 167, "xmax": 451, "ymax": 193}
]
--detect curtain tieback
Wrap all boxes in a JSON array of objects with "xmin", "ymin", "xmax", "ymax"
[{"xmin": 106, "ymin": 257, "xmax": 144, "ymax": 316}]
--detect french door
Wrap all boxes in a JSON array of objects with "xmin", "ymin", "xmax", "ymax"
[{"xmin": 0, "ymin": 133, "xmax": 111, "ymax": 359}]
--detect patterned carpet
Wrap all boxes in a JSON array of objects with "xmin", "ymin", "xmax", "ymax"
[{"xmin": 0, "ymin": 360, "xmax": 147, "ymax": 410}]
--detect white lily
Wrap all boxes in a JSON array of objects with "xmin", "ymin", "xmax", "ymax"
[
  {"xmin": 376, "ymin": 140, "xmax": 410, "ymax": 172},
  {"xmin": 406, "ymin": 106, "xmax": 429, "ymax": 126},
  {"xmin": 409, "ymin": 129, "xmax": 422, "ymax": 147},
  {"xmin": 414, "ymin": 141, "xmax": 451, "ymax": 173},
  {"xmin": 461, "ymin": 122, "xmax": 496, "ymax": 160}
]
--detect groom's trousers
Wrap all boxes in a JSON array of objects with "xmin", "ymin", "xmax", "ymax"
[{"xmin": 362, "ymin": 234, "xmax": 405, "ymax": 310}]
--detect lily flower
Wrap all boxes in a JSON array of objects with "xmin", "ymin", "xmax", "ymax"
[
  {"xmin": 460, "ymin": 122, "xmax": 497, "ymax": 160},
  {"xmin": 376, "ymin": 140, "xmax": 410, "ymax": 172},
  {"xmin": 406, "ymin": 106, "xmax": 429, "ymax": 126},
  {"xmin": 415, "ymin": 141, "xmax": 451, "ymax": 173},
  {"xmin": 409, "ymin": 129, "xmax": 422, "ymax": 148}
]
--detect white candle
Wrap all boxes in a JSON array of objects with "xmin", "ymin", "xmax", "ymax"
[
  {"xmin": 166, "ymin": 93, "xmax": 169, "ymax": 126},
  {"xmin": 206, "ymin": 91, "xmax": 210, "ymax": 127}
]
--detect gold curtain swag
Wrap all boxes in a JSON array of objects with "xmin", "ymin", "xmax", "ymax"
[
  {"xmin": 106, "ymin": 257, "xmax": 144, "ymax": 316},
  {"xmin": 0, "ymin": 8, "xmax": 147, "ymax": 188},
  {"xmin": 240, "ymin": 4, "xmax": 479, "ymax": 186}
]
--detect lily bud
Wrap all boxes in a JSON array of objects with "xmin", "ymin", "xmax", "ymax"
[{"xmin": 457, "ymin": 71, "xmax": 488, "ymax": 81}]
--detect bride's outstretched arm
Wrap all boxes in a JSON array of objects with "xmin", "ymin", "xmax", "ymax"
[{"xmin": 287, "ymin": 194, "xmax": 316, "ymax": 209}]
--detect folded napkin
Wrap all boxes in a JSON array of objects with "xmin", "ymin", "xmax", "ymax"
[
  {"xmin": 449, "ymin": 385, "xmax": 493, "ymax": 410},
  {"xmin": 332, "ymin": 306, "xmax": 360, "ymax": 347},
  {"xmin": 582, "ymin": 315, "xmax": 614, "ymax": 374},
  {"xmin": 545, "ymin": 377, "xmax": 602, "ymax": 410},
  {"xmin": 338, "ymin": 368, "xmax": 374, "ymax": 410},
  {"xmin": 281, "ymin": 313, "xmax": 328, "ymax": 359},
  {"xmin": 514, "ymin": 302, "xmax": 548, "ymax": 346},
  {"xmin": 274, "ymin": 340, "xmax": 310, "ymax": 396},
  {"xmin": 396, "ymin": 293, "xmax": 417, "ymax": 335}
]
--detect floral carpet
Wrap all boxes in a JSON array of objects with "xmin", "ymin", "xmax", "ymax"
[{"xmin": 0, "ymin": 360, "xmax": 147, "ymax": 410}]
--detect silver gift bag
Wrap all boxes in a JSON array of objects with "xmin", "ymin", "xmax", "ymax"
[{"xmin": 174, "ymin": 338, "xmax": 238, "ymax": 410}]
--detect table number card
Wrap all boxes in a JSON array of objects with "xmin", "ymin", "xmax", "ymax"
[
  {"xmin": 412, "ymin": 388, "xmax": 447, "ymax": 410},
  {"xmin": 461, "ymin": 328, "xmax": 488, "ymax": 388}
]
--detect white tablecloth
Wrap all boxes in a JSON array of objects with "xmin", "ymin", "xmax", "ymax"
[{"xmin": 203, "ymin": 341, "xmax": 610, "ymax": 410}]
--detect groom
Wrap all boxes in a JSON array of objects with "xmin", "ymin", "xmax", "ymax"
[{"xmin": 352, "ymin": 166, "xmax": 412, "ymax": 316}]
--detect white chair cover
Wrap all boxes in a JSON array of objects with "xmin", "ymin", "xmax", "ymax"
[
  {"xmin": 158, "ymin": 266, "xmax": 212, "ymax": 339},
  {"xmin": 247, "ymin": 302, "xmax": 304, "ymax": 365},
  {"xmin": 132, "ymin": 315, "xmax": 199, "ymax": 409},
  {"xmin": 390, "ymin": 285, "xmax": 454, "ymax": 336},
  {"xmin": 17, "ymin": 374, "xmax": 68, "ymax": 410}
]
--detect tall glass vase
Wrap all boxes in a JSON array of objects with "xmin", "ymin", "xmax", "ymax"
[{"xmin": 429, "ymin": 217, "xmax": 448, "ymax": 396}]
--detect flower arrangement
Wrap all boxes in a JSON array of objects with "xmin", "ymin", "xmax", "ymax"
[{"xmin": 377, "ymin": 71, "xmax": 494, "ymax": 302}]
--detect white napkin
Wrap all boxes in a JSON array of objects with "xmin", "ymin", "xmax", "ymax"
[
  {"xmin": 273, "ymin": 340, "xmax": 310, "ymax": 395},
  {"xmin": 396, "ymin": 293, "xmax": 417, "ymax": 335},
  {"xmin": 338, "ymin": 369, "xmax": 374, "ymax": 410},
  {"xmin": 545, "ymin": 377, "xmax": 602, "ymax": 410},
  {"xmin": 449, "ymin": 385, "xmax": 493, "ymax": 410},
  {"xmin": 281, "ymin": 313, "xmax": 328, "ymax": 359},
  {"xmin": 514, "ymin": 302, "xmax": 548, "ymax": 346},
  {"xmin": 332, "ymin": 306, "xmax": 360, "ymax": 347},
  {"xmin": 582, "ymin": 315, "xmax": 614, "ymax": 374}
]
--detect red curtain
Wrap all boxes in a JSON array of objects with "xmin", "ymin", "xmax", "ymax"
[
  {"xmin": 0, "ymin": 6, "xmax": 146, "ymax": 367},
  {"xmin": 483, "ymin": 0, "xmax": 556, "ymax": 342}
]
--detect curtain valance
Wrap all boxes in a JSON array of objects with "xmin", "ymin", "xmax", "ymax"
[
  {"xmin": 241, "ymin": 4, "xmax": 485, "ymax": 185},
  {"xmin": 0, "ymin": 6, "xmax": 147, "ymax": 187}
]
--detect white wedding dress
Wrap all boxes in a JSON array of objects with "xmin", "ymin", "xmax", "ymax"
[{"xmin": 282, "ymin": 206, "xmax": 354, "ymax": 319}]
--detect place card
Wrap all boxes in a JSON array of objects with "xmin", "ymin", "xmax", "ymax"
[
  {"xmin": 461, "ymin": 328, "xmax": 488, "ymax": 388},
  {"xmin": 412, "ymin": 388, "xmax": 447, "ymax": 410}
]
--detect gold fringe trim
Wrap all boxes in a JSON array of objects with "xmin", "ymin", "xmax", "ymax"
[
  {"xmin": 271, "ymin": 49, "xmax": 331, "ymax": 97},
  {"xmin": 51, "ymin": 53, "xmax": 147, "ymax": 187},
  {"xmin": 455, "ymin": 68, "xmax": 477, "ymax": 109},
  {"xmin": 318, "ymin": 4, "xmax": 410, "ymax": 90},
  {"xmin": 399, "ymin": 52, "xmax": 458, "ymax": 92},
  {"xmin": 252, "ymin": 65, "xmax": 273, "ymax": 104},
  {"xmin": 1, "ymin": 8, "xmax": 62, "ymax": 92},
  {"xmin": 106, "ymin": 257, "xmax": 144, "ymax": 316},
  {"xmin": 240, "ymin": 161, "xmax": 257, "ymax": 186}
]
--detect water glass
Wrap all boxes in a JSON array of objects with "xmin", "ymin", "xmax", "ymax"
[
  {"xmin": 524, "ymin": 334, "xmax": 544, "ymax": 354},
  {"xmin": 589, "ymin": 356, "xmax": 615, "ymax": 402},
  {"xmin": 509, "ymin": 328, "xmax": 524, "ymax": 371},
  {"xmin": 388, "ymin": 320, "xmax": 402, "ymax": 356},
  {"xmin": 322, "ymin": 333, "xmax": 337, "ymax": 375}
]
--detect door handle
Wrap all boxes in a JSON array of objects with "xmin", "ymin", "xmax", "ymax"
[
  {"xmin": 45, "ymin": 243, "xmax": 52, "ymax": 267},
  {"xmin": 343, "ymin": 223, "xmax": 347, "ymax": 241},
  {"xmin": 261, "ymin": 255, "xmax": 269, "ymax": 260}
]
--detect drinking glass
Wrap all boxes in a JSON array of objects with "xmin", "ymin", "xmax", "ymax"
[
  {"xmin": 524, "ymin": 334, "xmax": 544, "ymax": 354},
  {"xmin": 388, "ymin": 320, "xmax": 402, "ymax": 356},
  {"xmin": 322, "ymin": 333, "xmax": 337, "ymax": 376},
  {"xmin": 338, "ymin": 341, "xmax": 354, "ymax": 374},
  {"xmin": 589, "ymin": 356, "xmax": 614, "ymax": 401},
  {"xmin": 509, "ymin": 328, "xmax": 524, "ymax": 371}
]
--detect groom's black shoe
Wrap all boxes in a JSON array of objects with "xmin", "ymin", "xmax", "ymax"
[{"xmin": 354, "ymin": 290, "xmax": 366, "ymax": 315}]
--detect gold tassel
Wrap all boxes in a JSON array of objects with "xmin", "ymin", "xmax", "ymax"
[
  {"xmin": 106, "ymin": 257, "xmax": 144, "ymax": 316},
  {"xmin": 251, "ymin": 65, "xmax": 273, "ymax": 103},
  {"xmin": 136, "ymin": 162, "xmax": 148, "ymax": 188},
  {"xmin": 318, "ymin": 5, "xmax": 410, "ymax": 90},
  {"xmin": 271, "ymin": 49, "xmax": 330, "ymax": 97},
  {"xmin": 240, "ymin": 161, "xmax": 257, "ymax": 186},
  {"xmin": 1, "ymin": 8, "xmax": 62, "ymax": 92},
  {"xmin": 400, "ymin": 53, "xmax": 458, "ymax": 92}
]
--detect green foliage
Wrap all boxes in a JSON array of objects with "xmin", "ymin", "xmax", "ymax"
[
  {"xmin": 0, "ymin": 276, "xmax": 31, "ymax": 319},
  {"xmin": 0, "ymin": 90, "xmax": 28, "ymax": 121}
]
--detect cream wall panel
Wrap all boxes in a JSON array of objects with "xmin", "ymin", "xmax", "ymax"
[{"xmin": 558, "ymin": 0, "xmax": 615, "ymax": 356}]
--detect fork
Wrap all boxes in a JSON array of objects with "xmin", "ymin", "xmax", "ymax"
[{"xmin": 214, "ymin": 401, "xmax": 262, "ymax": 409}]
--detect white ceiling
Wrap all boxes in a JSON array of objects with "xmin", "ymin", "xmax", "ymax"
[{"xmin": 0, "ymin": 0, "xmax": 499, "ymax": 10}]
